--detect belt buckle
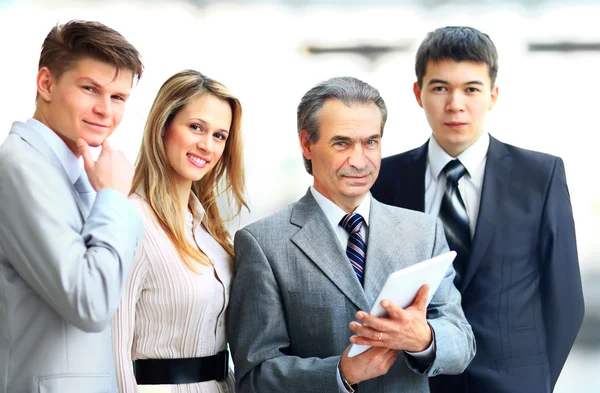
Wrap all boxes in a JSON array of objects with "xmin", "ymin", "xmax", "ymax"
[{"xmin": 216, "ymin": 350, "xmax": 229, "ymax": 381}]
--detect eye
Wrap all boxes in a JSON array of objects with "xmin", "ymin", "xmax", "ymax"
[
  {"xmin": 466, "ymin": 87, "xmax": 480, "ymax": 93},
  {"xmin": 111, "ymin": 95, "xmax": 126, "ymax": 102},
  {"xmin": 190, "ymin": 123, "xmax": 203, "ymax": 133},
  {"xmin": 214, "ymin": 132, "xmax": 227, "ymax": 141},
  {"xmin": 365, "ymin": 139, "xmax": 379, "ymax": 148},
  {"xmin": 82, "ymin": 86, "xmax": 96, "ymax": 93},
  {"xmin": 432, "ymin": 86, "xmax": 446, "ymax": 92},
  {"xmin": 334, "ymin": 141, "xmax": 347, "ymax": 149}
]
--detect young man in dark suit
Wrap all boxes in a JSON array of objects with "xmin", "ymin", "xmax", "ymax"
[{"xmin": 371, "ymin": 26, "xmax": 584, "ymax": 393}]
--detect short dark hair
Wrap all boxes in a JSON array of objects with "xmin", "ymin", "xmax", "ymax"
[
  {"xmin": 39, "ymin": 20, "xmax": 143, "ymax": 83},
  {"xmin": 297, "ymin": 76, "xmax": 387, "ymax": 175},
  {"xmin": 415, "ymin": 26, "xmax": 498, "ymax": 88}
]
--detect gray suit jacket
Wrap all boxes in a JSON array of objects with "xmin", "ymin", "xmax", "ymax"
[
  {"xmin": 0, "ymin": 121, "xmax": 143, "ymax": 393},
  {"xmin": 227, "ymin": 191, "xmax": 475, "ymax": 393}
]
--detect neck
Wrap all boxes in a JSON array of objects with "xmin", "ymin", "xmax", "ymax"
[
  {"xmin": 338, "ymin": 200, "xmax": 361, "ymax": 214},
  {"xmin": 313, "ymin": 183, "xmax": 364, "ymax": 214},
  {"xmin": 32, "ymin": 109, "xmax": 80, "ymax": 157}
]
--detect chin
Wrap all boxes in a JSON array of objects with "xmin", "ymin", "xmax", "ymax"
[
  {"xmin": 343, "ymin": 185, "xmax": 371, "ymax": 198},
  {"xmin": 187, "ymin": 169, "xmax": 209, "ymax": 183},
  {"xmin": 82, "ymin": 135, "xmax": 107, "ymax": 148}
]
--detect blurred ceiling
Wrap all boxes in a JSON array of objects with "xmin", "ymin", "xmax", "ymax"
[{"xmin": 9, "ymin": 0, "xmax": 595, "ymax": 6}]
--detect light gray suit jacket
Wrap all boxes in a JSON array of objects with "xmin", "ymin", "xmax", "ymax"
[
  {"xmin": 0, "ymin": 122, "xmax": 143, "ymax": 393},
  {"xmin": 227, "ymin": 191, "xmax": 475, "ymax": 393}
]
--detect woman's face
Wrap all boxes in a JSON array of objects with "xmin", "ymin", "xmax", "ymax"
[{"xmin": 164, "ymin": 94, "xmax": 232, "ymax": 186}]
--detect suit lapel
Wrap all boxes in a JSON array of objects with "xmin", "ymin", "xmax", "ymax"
[
  {"xmin": 397, "ymin": 141, "xmax": 428, "ymax": 212},
  {"xmin": 290, "ymin": 191, "xmax": 369, "ymax": 311},
  {"xmin": 10, "ymin": 123, "xmax": 87, "ymax": 220},
  {"xmin": 363, "ymin": 199, "xmax": 416, "ymax": 306},
  {"xmin": 459, "ymin": 136, "xmax": 512, "ymax": 292}
]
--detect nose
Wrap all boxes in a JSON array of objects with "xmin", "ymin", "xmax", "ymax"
[
  {"xmin": 93, "ymin": 95, "xmax": 112, "ymax": 118},
  {"xmin": 446, "ymin": 91, "xmax": 465, "ymax": 112},
  {"xmin": 347, "ymin": 145, "xmax": 368, "ymax": 170},
  {"xmin": 196, "ymin": 134, "xmax": 214, "ymax": 154}
]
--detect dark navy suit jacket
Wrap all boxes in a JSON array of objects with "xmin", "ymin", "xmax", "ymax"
[{"xmin": 371, "ymin": 135, "xmax": 584, "ymax": 393}]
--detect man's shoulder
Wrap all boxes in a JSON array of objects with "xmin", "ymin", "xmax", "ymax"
[
  {"xmin": 0, "ymin": 132, "xmax": 70, "ymax": 204},
  {"xmin": 375, "ymin": 199, "xmax": 438, "ymax": 226},
  {"xmin": 0, "ymin": 133, "xmax": 46, "ymax": 175},
  {"xmin": 492, "ymin": 137, "xmax": 562, "ymax": 178},
  {"xmin": 495, "ymin": 138, "xmax": 558, "ymax": 164},
  {"xmin": 239, "ymin": 203, "xmax": 296, "ymax": 237},
  {"xmin": 381, "ymin": 144, "xmax": 426, "ymax": 167}
]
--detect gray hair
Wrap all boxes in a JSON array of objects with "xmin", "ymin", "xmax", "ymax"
[{"xmin": 297, "ymin": 76, "xmax": 387, "ymax": 174}]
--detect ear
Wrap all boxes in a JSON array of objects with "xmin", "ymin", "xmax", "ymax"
[
  {"xmin": 299, "ymin": 129, "xmax": 313, "ymax": 161},
  {"xmin": 413, "ymin": 82, "xmax": 424, "ymax": 108},
  {"xmin": 488, "ymin": 85, "xmax": 499, "ymax": 111},
  {"xmin": 36, "ymin": 67, "xmax": 54, "ymax": 102}
]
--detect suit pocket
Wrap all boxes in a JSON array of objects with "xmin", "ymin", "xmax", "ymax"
[
  {"xmin": 508, "ymin": 250, "xmax": 540, "ymax": 331},
  {"xmin": 38, "ymin": 373, "xmax": 110, "ymax": 393},
  {"xmin": 286, "ymin": 290, "xmax": 349, "ymax": 355},
  {"xmin": 494, "ymin": 354, "xmax": 550, "ymax": 392}
]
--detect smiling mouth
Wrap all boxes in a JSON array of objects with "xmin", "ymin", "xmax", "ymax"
[
  {"xmin": 83, "ymin": 120, "xmax": 109, "ymax": 128},
  {"xmin": 187, "ymin": 153, "xmax": 209, "ymax": 167},
  {"xmin": 343, "ymin": 174, "xmax": 371, "ymax": 183}
]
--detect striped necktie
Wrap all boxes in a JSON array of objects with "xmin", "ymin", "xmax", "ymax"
[
  {"xmin": 340, "ymin": 213, "xmax": 366, "ymax": 286},
  {"xmin": 439, "ymin": 159, "xmax": 471, "ymax": 282}
]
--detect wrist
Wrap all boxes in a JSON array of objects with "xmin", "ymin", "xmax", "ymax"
[
  {"xmin": 414, "ymin": 321, "xmax": 434, "ymax": 352},
  {"xmin": 338, "ymin": 360, "xmax": 358, "ymax": 392}
]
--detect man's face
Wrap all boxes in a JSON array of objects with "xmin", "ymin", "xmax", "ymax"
[
  {"xmin": 36, "ymin": 58, "xmax": 133, "ymax": 156},
  {"xmin": 414, "ymin": 59, "xmax": 498, "ymax": 157},
  {"xmin": 300, "ymin": 99, "xmax": 382, "ymax": 213}
]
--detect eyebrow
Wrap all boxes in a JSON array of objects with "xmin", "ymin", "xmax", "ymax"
[
  {"xmin": 77, "ymin": 77, "xmax": 130, "ymax": 99},
  {"xmin": 188, "ymin": 118, "xmax": 230, "ymax": 134},
  {"xmin": 329, "ymin": 134, "xmax": 381, "ymax": 143},
  {"xmin": 427, "ymin": 78, "xmax": 485, "ymax": 86}
]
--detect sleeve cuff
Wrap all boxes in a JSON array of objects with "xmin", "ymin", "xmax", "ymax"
[{"xmin": 405, "ymin": 322, "xmax": 436, "ymax": 363}]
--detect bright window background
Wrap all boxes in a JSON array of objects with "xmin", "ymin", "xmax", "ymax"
[{"xmin": 1, "ymin": 1, "xmax": 598, "ymax": 391}]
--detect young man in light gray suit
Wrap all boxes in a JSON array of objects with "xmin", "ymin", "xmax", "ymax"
[
  {"xmin": 0, "ymin": 21, "xmax": 144, "ymax": 393},
  {"xmin": 227, "ymin": 77, "xmax": 475, "ymax": 393}
]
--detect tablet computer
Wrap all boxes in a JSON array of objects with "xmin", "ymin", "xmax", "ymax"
[{"xmin": 348, "ymin": 250, "xmax": 457, "ymax": 357}]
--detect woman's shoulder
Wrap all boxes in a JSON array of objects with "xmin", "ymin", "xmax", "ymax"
[{"xmin": 128, "ymin": 193, "xmax": 163, "ymax": 230}]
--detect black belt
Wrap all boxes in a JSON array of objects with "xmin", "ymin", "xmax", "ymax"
[{"xmin": 134, "ymin": 350, "xmax": 229, "ymax": 385}]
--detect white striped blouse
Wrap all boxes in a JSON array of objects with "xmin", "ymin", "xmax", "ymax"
[{"xmin": 112, "ymin": 193, "xmax": 235, "ymax": 393}]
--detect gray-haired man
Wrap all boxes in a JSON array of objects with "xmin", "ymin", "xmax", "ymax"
[{"xmin": 227, "ymin": 76, "xmax": 475, "ymax": 393}]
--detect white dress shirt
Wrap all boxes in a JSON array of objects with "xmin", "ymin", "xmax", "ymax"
[
  {"xmin": 310, "ymin": 186, "xmax": 370, "ymax": 248},
  {"xmin": 113, "ymin": 193, "xmax": 234, "ymax": 393},
  {"xmin": 27, "ymin": 118, "xmax": 96, "ymax": 207},
  {"xmin": 310, "ymin": 187, "xmax": 433, "ymax": 391},
  {"xmin": 425, "ymin": 133, "xmax": 489, "ymax": 238}
]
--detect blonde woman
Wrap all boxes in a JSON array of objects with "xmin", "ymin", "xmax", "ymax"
[{"xmin": 113, "ymin": 70, "xmax": 247, "ymax": 393}]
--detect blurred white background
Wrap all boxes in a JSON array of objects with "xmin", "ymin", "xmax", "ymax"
[{"xmin": 0, "ymin": 0, "xmax": 598, "ymax": 391}]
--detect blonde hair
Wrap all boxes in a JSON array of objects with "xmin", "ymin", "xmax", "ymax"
[{"xmin": 131, "ymin": 69, "xmax": 247, "ymax": 270}]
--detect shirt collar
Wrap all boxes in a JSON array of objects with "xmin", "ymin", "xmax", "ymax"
[
  {"xmin": 26, "ymin": 118, "xmax": 81, "ymax": 184},
  {"xmin": 428, "ymin": 132, "xmax": 490, "ymax": 180},
  {"xmin": 310, "ymin": 186, "xmax": 371, "ymax": 229},
  {"xmin": 188, "ymin": 192, "xmax": 207, "ymax": 224}
]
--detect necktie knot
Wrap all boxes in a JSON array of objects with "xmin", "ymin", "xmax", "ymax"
[
  {"xmin": 74, "ymin": 171, "xmax": 94, "ymax": 216},
  {"xmin": 443, "ymin": 159, "xmax": 467, "ymax": 185},
  {"xmin": 74, "ymin": 172, "xmax": 93, "ymax": 193},
  {"xmin": 340, "ymin": 213, "xmax": 365, "ymax": 235}
]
